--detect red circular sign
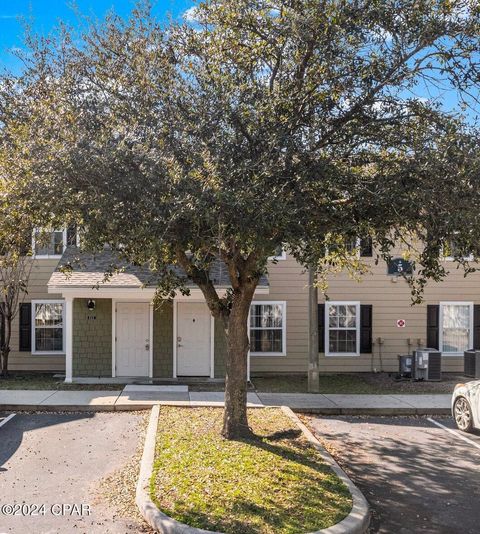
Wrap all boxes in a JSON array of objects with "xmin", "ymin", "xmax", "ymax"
[{"xmin": 397, "ymin": 319, "xmax": 406, "ymax": 328}]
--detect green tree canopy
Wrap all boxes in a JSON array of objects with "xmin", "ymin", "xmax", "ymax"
[{"xmin": 1, "ymin": 0, "xmax": 480, "ymax": 436}]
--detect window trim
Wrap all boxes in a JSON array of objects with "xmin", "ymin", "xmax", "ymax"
[
  {"xmin": 268, "ymin": 248, "xmax": 286, "ymax": 261},
  {"xmin": 31, "ymin": 299, "xmax": 66, "ymax": 355},
  {"xmin": 442, "ymin": 234, "xmax": 474, "ymax": 262},
  {"xmin": 345, "ymin": 238, "xmax": 363, "ymax": 259},
  {"xmin": 249, "ymin": 300, "xmax": 287, "ymax": 356},
  {"xmin": 439, "ymin": 301, "xmax": 473, "ymax": 356},
  {"xmin": 358, "ymin": 237, "xmax": 373, "ymax": 258},
  {"xmin": 328, "ymin": 238, "xmax": 372, "ymax": 259},
  {"xmin": 325, "ymin": 301, "xmax": 361, "ymax": 357},
  {"xmin": 443, "ymin": 250, "xmax": 474, "ymax": 262},
  {"xmin": 32, "ymin": 228, "xmax": 68, "ymax": 259}
]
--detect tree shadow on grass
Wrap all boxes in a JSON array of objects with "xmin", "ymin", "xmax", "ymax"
[
  {"xmin": 168, "ymin": 431, "xmax": 350, "ymax": 534},
  {"xmin": 261, "ymin": 428, "xmax": 302, "ymax": 441}
]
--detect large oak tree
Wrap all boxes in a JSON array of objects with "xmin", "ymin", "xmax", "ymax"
[{"xmin": 2, "ymin": 0, "xmax": 480, "ymax": 437}]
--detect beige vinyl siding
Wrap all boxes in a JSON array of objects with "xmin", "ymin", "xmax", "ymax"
[
  {"xmin": 318, "ymin": 255, "xmax": 480, "ymax": 373},
  {"xmin": 8, "ymin": 259, "xmax": 65, "ymax": 372},
  {"xmin": 250, "ymin": 255, "xmax": 309, "ymax": 374},
  {"xmin": 251, "ymin": 250, "xmax": 480, "ymax": 375},
  {"xmin": 10, "ymin": 249, "xmax": 480, "ymax": 376}
]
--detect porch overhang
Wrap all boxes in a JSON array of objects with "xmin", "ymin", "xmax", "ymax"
[
  {"xmin": 47, "ymin": 286, "xmax": 270, "ymax": 299},
  {"xmin": 47, "ymin": 247, "xmax": 270, "ymax": 299}
]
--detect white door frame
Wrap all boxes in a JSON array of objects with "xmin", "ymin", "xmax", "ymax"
[
  {"xmin": 112, "ymin": 299, "xmax": 153, "ymax": 378},
  {"xmin": 173, "ymin": 300, "xmax": 214, "ymax": 378}
]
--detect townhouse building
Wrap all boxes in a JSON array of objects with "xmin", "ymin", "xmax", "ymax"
[{"xmin": 5, "ymin": 229, "xmax": 476, "ymax": 381}]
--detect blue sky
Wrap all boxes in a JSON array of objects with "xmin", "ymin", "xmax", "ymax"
[
  {"xmin": 0, "ymin": 1, "xmax": 476, "ymax": 118},
  {"xmin": 0, "ymin": 0, "xmax": 193, "ymax": 72}
]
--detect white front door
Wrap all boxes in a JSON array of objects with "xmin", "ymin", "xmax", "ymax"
[
  {"xmin": 177, "ymin": 302, "xmax": 211, "ymax": 376},
  {"xmin": 116, "ymin": 302, "xmax": 150, "ymax": 377}
]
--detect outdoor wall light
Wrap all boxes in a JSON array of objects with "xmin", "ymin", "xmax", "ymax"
[{"xmin": 87, "ymin": 299, "xmax": 96, "ymax": 311}]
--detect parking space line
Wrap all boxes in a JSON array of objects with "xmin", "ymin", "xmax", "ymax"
[
  {"xmin": 0, "ymin": 413, "xmax": 16, "ymax": 428},
  {"xmin": 427, "ymin": 417, "xmax": 480, "ymax": 451}
]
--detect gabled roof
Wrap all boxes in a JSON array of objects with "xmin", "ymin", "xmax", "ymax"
[{"xmin": 47, "ymin": 247, "xmax": 269, "ymax": 289}]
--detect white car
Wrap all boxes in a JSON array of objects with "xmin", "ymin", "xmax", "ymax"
[{"xmin": 452, "ymin": 380, "xmax": 480, "ymax": 432}]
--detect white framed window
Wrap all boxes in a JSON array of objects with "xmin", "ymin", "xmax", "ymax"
[
  {"xmin": 268, "ymin": 247, "xmax": 286, "ymax": 261},
  {"xmin": 347, "ymin": 237, "xmax": 373, "ymax": 258},
  {"xmin": 32, "ymin": 300, "xmax": 65, "ymax": 354},
  {"xmin": 442, "ymin": 232, "xmax": 474, "ymax": 261},
  {"xmin": 442, "ymin": 241, "xmax": 474, "ymax": 262},
  {"xmin": 249, "ymin": 301, "xmax": 286, "ymax": 356},
  {"xmin": 326, "ymin": 301, "xmax": 360, "ymax": 356},
  {"xmin": 326, "ymin": 237, "xmax": 373, "ymax": 259},
  {"xmin": 32, "ymin": 228, "xmax": 67, "ymax": 258},
  {"xmin": 439, "ymin": 302, "xmax": 473, "ymax": 355}
]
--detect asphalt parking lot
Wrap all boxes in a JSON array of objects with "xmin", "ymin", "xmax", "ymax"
[
  {"xmin": 0, "ymin": 411, "xmax": 147, "ymax": 533},
  {"xmin": 2, "ymin": 410, "xmax": 478, "ymax": 534},
  {"xmin": 308, "ymin": 415, "xmax": 480, "ymax": 534}
]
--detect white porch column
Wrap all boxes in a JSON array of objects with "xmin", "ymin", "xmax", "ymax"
[
  {"xmin": 247, "ymin": 349, "xmax": 251, "ymax": 382},
  {"xmin": 149, "ymin": 303, "xmax": 154, "ymax": 378},
  {"xmin": 64, "ymin": 296, "xmax": 73, "ymax": 383}
]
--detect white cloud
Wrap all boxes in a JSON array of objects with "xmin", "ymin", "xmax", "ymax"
[{"xmin": 182, "ymin": 6, "xmax": 200, "ymax": 23}]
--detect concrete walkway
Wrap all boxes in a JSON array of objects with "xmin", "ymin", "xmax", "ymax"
[{"xmin": 0, "ymin": 386, "xmax": 452, "ymax": 414}]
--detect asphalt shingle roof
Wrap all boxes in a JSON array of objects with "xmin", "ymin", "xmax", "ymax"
[{"xmin": 48, "ymin": 247, "xmax": 269, "ymax": 289}]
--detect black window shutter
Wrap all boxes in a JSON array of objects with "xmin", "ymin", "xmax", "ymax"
[
  {"xmin": 318, "ymin": 303, "xmax": 325, "ymax": 353},
  {"xmin": 473, "ymin": 305, "xmax": 480, "ymax": 350},
  {"xmin": 360, "ymin": 304, "xmax": 373, "ymax": 353},
  {"xmin": 19, "ymin": 303, "xmax": 32, "ymax": 352},
  {"xmin": 426, "ymin": 305, "xmax": 439, "ymax": 349},
  {"xmin": 360, "ymin": 237, "xmax": 373, "ymax": 257}
]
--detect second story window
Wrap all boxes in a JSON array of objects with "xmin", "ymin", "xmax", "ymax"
[
  {"xmin": 32, "ymin": 227, "xmax": 78, "ymax": 258},
  {"xmin": 268, "ymin": 246, "xmax": 286, "ymax": 261},
  {"xmin": 346, "ymin": 237, "xmax": 373, "ymax": 258},
  {"xmin": 443, "ymin": 240, "xmax": 474, "ymax": 262},
  {"xmin": 33, "ymin": 228, "xmax": 67, "ymax": 258}
]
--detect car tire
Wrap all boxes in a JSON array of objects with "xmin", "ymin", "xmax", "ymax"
[{"xmin": 454, "ymin": 396, "xmax": 474, "ymax": 433}]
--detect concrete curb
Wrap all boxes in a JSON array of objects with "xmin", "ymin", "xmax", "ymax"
[
  {"xmin": 135, "ymin": 405, "xmax": 222, "ymax": 534},
  {"xmin": 136, "ymin": 405, "xmax": 370, "ymax": 534},
  {"xmin": 292, "ymin": 407, "xmax": 450, "ymax": 416},
  {"xmin": 281, "ymin": 406, "xmax": 370, "ymax": 534},
  {"xmin": 0, "ymin": 404, "xmax": 107, "ymax": 412},
  {"xmin": 0, "ymin": 402, "xmax": 451, "ymax": 416},
  {"xmin": 0, "ymin": 404, "xmax": 120, "ymax": 412}
]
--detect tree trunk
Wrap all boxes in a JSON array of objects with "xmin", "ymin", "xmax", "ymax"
[
  {"xmin": 0, "ymin": 349, "xmax": 9, "ymax": 378},
  {"xmin": 222, "ymin": 286, "xmax": 256, "ymax": 440},
  {"xmin": 0, "ymin": 317, "xmax": 12, "ymax": 378}
]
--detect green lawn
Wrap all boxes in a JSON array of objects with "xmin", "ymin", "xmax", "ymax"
[
  {"xmin": 0, "ymin": 371, "xmax": 460, "ymax": 394},
  {"xmin": 251, "ymin": 373, "xmax": 461, "ymax": 394},
  {"xmin": 0, "ymin": 373, "xmax": 122, "ymax": 390},
  {"xmin": 151, "ymin": 407, "xmax": 351, "ymax": 534}
]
